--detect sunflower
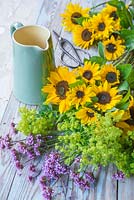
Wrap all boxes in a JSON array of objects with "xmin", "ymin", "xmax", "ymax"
[
  {"xmin": 72, "ymin": 19, "xmax": 95, "ymax": 49},
  {"xmin": 68, "ymin": 84, "xmax": 94, "ymax": 109},
  {"xmin": 91, "ymin": 13, "xmax": 113, "ymax": 40},
  {"xmin": 42, "ymin": 66, "xmax": 76, "ymax": 113},
  {"xmin": 76, "ymin": 107, "xmax": 97, "ymax": 124},
  {"xmin": 77, "ymin": 61, "xmax": 101, "ymax": 84},
  {"xmin": 100, "ymin": 64, "xmax": 120, "ymax": 86},
  {"xmin": 61, "ymin": 3, "xmax": 90, "ymax": 32},
  {"xmin": 127, "ymin": 96, "xmax": 134, "ymax": 126},
  {"xmin": 103, "ymin": 36, "xmax": 125, "ymax": 61},
  {"xmin": 115, "ymin": 97, "xmax": 134, "ymax": 131},
  {"xmin": 93, "ymin": 81, "xmax": 122, "ymax": 112},
  {"xmin": 115, "ymin": 110, "xmax": 134, "ymax": 131},
  {"xmin": 101, "ymin": 4, "xmax": 121, "ymax": 31}
]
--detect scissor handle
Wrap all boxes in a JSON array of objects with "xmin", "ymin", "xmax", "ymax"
[
  {"xmin": 59, "ymin": 38, "xmax": 83, "ymax": 65},
  {"xmin": 61, "ymin": 52, "xmax": 80, "ymax": 69}
]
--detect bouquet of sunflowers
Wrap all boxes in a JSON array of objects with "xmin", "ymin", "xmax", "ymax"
[
  {"xmin": 61, "ymin": 0, "xmax": 134, "ymax": 61},
  {"xmin": 1, "ymin": 1, "xmax": 134, "ymax": 199}
]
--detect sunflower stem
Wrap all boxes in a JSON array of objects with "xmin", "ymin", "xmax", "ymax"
[
  {"xmin": 113, "ymin": 51, "xmax": 131, "ymax": 66},
  {"xmin": 90, "ymin": 2, "xmax": 106, "ymax": 10}
]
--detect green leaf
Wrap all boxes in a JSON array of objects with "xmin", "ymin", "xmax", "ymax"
[
  {"xmin": 119, "ymin": 88, "xmax": 130, "ymax": 103},
  {"xmin": 127, "ymin": 68, "xmax": 134, "ymax": 89},
  {"xmin": 89, "ymin": 56, "xmax": 106, "ymax": 65},
  {"xmin": 117, "ymin": 64, "xmax": 132, "ymax": 79},
  {"xmin": 128, "ymin": 7, "xmax": 134, "ymax": 20},
  {"xmin": 120, "ymin": 30, "xmax": 134, "ymax": 50},
  {"xmin": 118, "ymin": 80, "xmax": 129, "ymax": 91},
  {"xmin": 74, "ymin": 17, "xmax": 89, "ymax": 25},
  {"xmin": 91, "ymin": 96, "xmax": 98, "ymax": 103},
  {"xmin": 84, "ymin": 58, "xmax": 90, "ymax": 63},
  {"xmin": 108, "ymin": 0, "xmax": 133, "ymax": 29},
  {"xmin": 98, "ymin": 42, "xmax": 105, "ymax": 58},
  {"xmin": 131, "ymin": 0, "xmax": 134, "ymax": 6},
  {"xmin": 108, "ymin": 0, "xmax": 119, "ymax": 7},
  {"xmin": 69, "ymin": 79, "xmax": 85, "ymax": 88},
  {"xmin": 116, "ymin": 101, "xmax": 129, "ymax": 110}
]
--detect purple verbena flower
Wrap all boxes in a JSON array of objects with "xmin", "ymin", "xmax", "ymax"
[
  {"xmin": 0, "ymin": 137, "xmax": 6, "ymax": 149},
  {"xmin": 28, "ymin": 176, "xmax": 33, "ymax": 182},
  {"xmin": 42, "ymin": 186, "xmax": 53, "ymax": 200},
  {"xmin": 85, "ymin": 172, "xmax": 95, "ymax": 183},
  {"xmin": 9, "ymin": 122, "xmax": 17, "ymax": 135},
  {"xmin": 26, "ymin": 150, "xmax": 35, "ymax": 159},
  {"xmin": 34, "ymin": 143, "xmax": 41, "ymax": 156},
  {"xmin": 26, "ymin": 135, "xmax": 34, "ymax": 146},
  {"xmin": 70, "ymin": 171, "xmax": 90, "ymax": 190},
  {"xmin": 42, "ymin": 152, "xmax": 68, "ymax": 180},
  {"xmin": 10, "ymin": 149, "xmax": 23, "ymax": 170},
  {"xmin": 112, "ymin": 171, "xmax": 125, "ymax": 181},
  {"xmin": 0, "ymin": 134, "xmax": 12, "ymax": 149},
  {"xmin": 36, "ymin": 134, "xmax": 43, "ymax": 144},
  {"xmin": 29, "ymin": 164, "xmax": 36, "ymax": 172},
  {"xmin": 39, "ymin": 176, "xmax": 53, "ymax": 200},
  {"xmin": 17, "ymin": 142, "xmax": 27, "ymax": 154}
]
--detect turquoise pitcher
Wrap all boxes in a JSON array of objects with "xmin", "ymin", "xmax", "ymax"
[{"xmin": 10, "ymin": 22, "xmax": 55, "ymax": 105}]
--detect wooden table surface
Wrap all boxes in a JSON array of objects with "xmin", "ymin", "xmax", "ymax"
[{"xmin": 0, "ymin": 0, "xmax": 133, "ymax": 199}]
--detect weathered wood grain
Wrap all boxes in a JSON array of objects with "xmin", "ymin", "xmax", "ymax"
[
  {"xmin": 118, "ymin": 177, "xmax": 134, "ymax": 200},
  {"xmin": 0, "ymin": 0, "xmax": 132, "ymax": 199}
]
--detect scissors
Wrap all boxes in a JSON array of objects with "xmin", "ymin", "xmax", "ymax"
[{"xmin": 53, "ymin": 31, "xmax": 90, "ymax": 69}]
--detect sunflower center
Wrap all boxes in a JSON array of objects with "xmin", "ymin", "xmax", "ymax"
[
  {"xmin": 98, "ymin": 22, "xmax": 106, "ymax": 31},
  {"xmin": 71, "ymin": 12, "xmax": 82, "ymax": 24},
  {"xmin": 86, "ymin": 111, "xmax": 94, "ymax": 118},
  {"xmin": 110, "ymin": 11, "xmax": 118, "ymax": 20},
  {"xmin": 83, "ymin": 70, "xmax": 93, "ymax": 80},
  {"xmin": 106, "ymin": 43, "xmax": 117, "ymax": 53},
  {"xmin": 130, "ymin": 106, "xmax": 134, "ymax": 119},
  {"xmin": 81, "ymin": 29, "xmax": 92, "ymax": 41},
  {"xmin": 106, "ymin": 72, "xmax": 117, "ymax": 83},
  {"xmin": 97, "ymin": 92, "xmax": 111, "ymax": 104},
  {"xmin": 76, "ymin": 90, "xmax": 85, "ymax": 98},
  {"xmin": 56, "ymin": 81, "xmax": 69, "ymax": 99}
]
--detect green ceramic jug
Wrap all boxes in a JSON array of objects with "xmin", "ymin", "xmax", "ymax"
[{"xmin": 10, "ymin": 22, "xmax": 55, "ymax": 105}]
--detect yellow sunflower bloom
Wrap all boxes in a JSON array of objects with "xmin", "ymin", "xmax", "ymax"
[
  {"xmin": 103, "ymin": 36, "xmax": 125, "ymax": 61},
  {"xmin": 115, "ymin": 97, "xmax": 134, "ymax": 132},
  {"xmin": 111, "ymin": 110, "xmax": 125, "ymax": 122},
  {"xmin": 72, "ymin": 19, "xmax": 95, "ymax": 49},
  {"xmin": 68, "ymin": 84, "xmax": 94, "ymax": 109},
  {"xmin": 129, "ymin": 96, "xmax": 134, "ymax": 108},
  {"xmin": 116, "ymin": 110, "xmax": 134, "ymax": 131},
  {"xmin": 42, "ymin": 66, "xmax": 76, "ymax": 113},
  {"xmin": 91, "ymin": 13, "xmax": 113, "ymax": 40},
  {"xmin": 101, "ymin": 4, "xmax": 121, "ymax": 31},
  {"xmin": 77, "ymin": 61, "xmax": 101, "ymax": 84},
  {"xmin": 128, "ymin": 96, "xmax": 134, "ymax": 126},
  {"xmin": 100, "ymin": 64, "xmax": 120, "ymax": 86},
  {"xmin": 93, "ymin": 81, "xmax": 122, "ymax": 112},
  {"xmin": 76, "ymin": 107, "xmax": 97, "ymax": 124},
  {"xmin": 61, "ymin": 3, "xmax": 90, "ymax": 32}
]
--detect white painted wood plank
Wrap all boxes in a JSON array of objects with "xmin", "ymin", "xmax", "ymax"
[
  {"xmin": 118, "ymin": 178, "xmax": 134, "ymax": 200},
  {"xmin": 0, "ymin": 0, "xmax": 131, "ymax": 199}
]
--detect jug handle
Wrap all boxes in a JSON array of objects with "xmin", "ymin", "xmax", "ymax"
[{"xmin": 10, "ymin": 22, "xmax": 24, "ymax": 36}]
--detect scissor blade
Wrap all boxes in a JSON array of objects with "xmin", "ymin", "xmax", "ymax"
[{"xmin": 53, "ymin": 30, "xmax": 61, "ymax": 41}]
